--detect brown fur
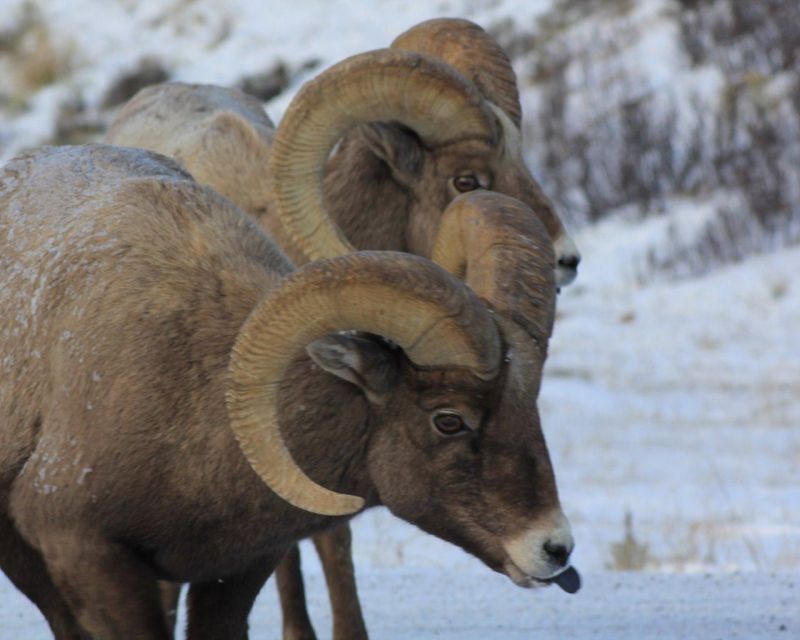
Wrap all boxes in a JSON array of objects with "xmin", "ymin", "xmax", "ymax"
[
  {"xmin": 0, "ymin": 145, "xmax": 567, "ymax": 638},
  {"xmin": 104, "ymin": 67, "xmax": 577, "ymax": 640},
  {"xmin": 106, "ymin": 80, "xmax": 579, "ymax": 280},
  {"xmin": 325, "ymin": 117, "xmax": 566, "ymax": 258}
]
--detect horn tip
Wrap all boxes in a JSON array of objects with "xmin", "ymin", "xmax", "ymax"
[{"xmin": 303, "ymin": 493, "xmax": 365, "ymax": 516}]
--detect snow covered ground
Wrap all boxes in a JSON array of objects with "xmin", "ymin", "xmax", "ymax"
[
  {"xmin": 545, "ymin": 217, "xmax": 800, "ymax": 576},
  {"xmin": 3, "ymin": 568, "xmax": 798, "ymax": 639},
  {"xmin": 1, "ymin": 0, "xmax": 798, "ymax": 638}
]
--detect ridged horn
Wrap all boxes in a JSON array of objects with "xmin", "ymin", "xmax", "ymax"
[
  {"xmin": 392, "ymin": 18, "xmax": 522, "ymax": 129},
  {"xmin": 270, "ymin": 48, "xmax": 497, "ymax": 263},
  {"xmin": 432, "ymin": 191, "xmax": 556, "ymax": 341},
  {"xmin": 227, "ymin": 252, "xmax": 501, "ymax": 516}
]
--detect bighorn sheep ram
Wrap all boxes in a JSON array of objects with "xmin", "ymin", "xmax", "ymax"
[
  {"xmin": 106, "ymin": 19, "xmax": 580, "ymax": 638},
  {"xmin": 0, "ymin": 143, "xmax": 578, "ymax": 639},
  {"xmin": 107, "ymin": 19, "xmax": 580, "ymax": 286}
]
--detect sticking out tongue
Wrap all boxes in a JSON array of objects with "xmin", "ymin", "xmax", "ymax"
[{"xmin": 546, "ymin": 566, "xmax": 581, "ymax": 594}]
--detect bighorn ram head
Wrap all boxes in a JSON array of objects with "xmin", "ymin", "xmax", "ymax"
[
  {"xmin": 107, "ymin": 20, "xmax": 580, "ymax": 287},
  {"xmin": 228, "ymin": 189, "xmax": 577, "ymax": 588},
  {"xmin": 270, "ymin": 19, "xmax": 580, "ymax": 286}
]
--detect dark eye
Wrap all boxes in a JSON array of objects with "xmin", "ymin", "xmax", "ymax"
[
  {"xmin": 452, "ymin": 175, "xmax": 480, "ymax": 193},
  {"xmin": 432, "ymin": 411, "xmax": 468, "ymax": 435}
]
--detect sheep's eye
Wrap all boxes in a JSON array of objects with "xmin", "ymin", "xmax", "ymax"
[
  {"xmin": 432, "ymin": 411, "xmax": 468, "ymax": 435},
  {"xmin": 452, "ymin": 175, "xmax": 480, "ymax": 193}
]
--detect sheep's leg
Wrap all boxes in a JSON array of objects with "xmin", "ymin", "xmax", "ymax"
[
  {"xmin": 275, "ymin": 544, "xmax": 317, "ymax": 640},
  {"xmin": 313, "ymin": 523, "xmax": 368, "ymax": 640},
  {"xmin": 0, "ymin": 510, "xmax": 90, "ymax": 639},
  {"xmin": 158, "ymin": 580, "xmax": 182, "ymax": 638},
  {"xmin": 186, "ymin": 553, "xmax": 279, "ymax": 640},
  {"xmin": 36, "ymin": 529, "xmax": 170, "ymax": 639}
]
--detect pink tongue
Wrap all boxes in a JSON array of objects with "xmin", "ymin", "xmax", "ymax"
[{"xmin": 548, "ymin": 566, "xmax": 581, "ymax": 594}]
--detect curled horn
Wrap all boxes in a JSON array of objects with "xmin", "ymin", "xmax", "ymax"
[
  {"xmin": 432, "ymin": 191, "xmax": 556, "ymax": 342},
  {"xmin": 392, "ymin": 18, "xmax": 522, "ymax": 129},
  {"xmin": 227, "ymin": 252, "xmax": 500, "ymax": 516},
  {"xmin": 270, "ymin": 49, "xmax": 498, "ymax": 263}
]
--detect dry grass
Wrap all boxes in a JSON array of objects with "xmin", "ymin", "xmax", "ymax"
[
  {"xmin": 49, "ymin": 95, "xmax": 104, "ymax": 146},
  {"xmin": 1, "ymin": 3, "xmax": 75, "ymax": 97},
  {"xmin": 12, "ymin": 26, "xmax": 74, "ymax": 93},
  {"xmin": 657, "ymin": 520, "xmax": 719, "ymax": 571},
  {"xmin": 601, "ymin": 479, "xmax": 796, "ymax": 571},
  {"xmin": 770, "ymin": 278, "xmax": 789, "ymax": 300},
  {"xmin": 607, "ymin": 511, "xmax": 652, "ymax": 571},
  {"xmin": 0, "ymin": 2, "xmax": 37, "ymax": 53}
]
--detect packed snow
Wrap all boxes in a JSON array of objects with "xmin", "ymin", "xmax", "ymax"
[
  {"xmin": 1, "ymin": 0, "xmax": 798, "ymax": 638},
  {"xmin": 3, "ymin": 570, "xmax": 798, "ymax": 639}
]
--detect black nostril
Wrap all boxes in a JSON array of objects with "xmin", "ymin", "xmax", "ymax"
[
  {"xmin": 558, "ymin": 255, "xmax": 580, "ymax": 269},
  {"xmin": 544, "ymin": 541, "xmax": 570, "ymax": 566}
]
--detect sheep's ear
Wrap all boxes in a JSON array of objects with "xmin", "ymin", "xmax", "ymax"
[
  {"xmin": 360, "ymin": 122, "xmax": 423, "ymax": 188},
  {"xmin": 307, "ymin": 334, "xmax": 399, "ymax": 401}
]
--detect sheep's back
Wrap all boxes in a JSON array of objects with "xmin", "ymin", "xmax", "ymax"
[{"xmin": 0, "ymin": 144, "xmax": 289, "ymax": 486}]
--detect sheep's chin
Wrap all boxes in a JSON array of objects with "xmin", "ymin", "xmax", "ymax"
[
  {"xmin": 556, "ymin": 264, "xmax": 578, "ymax": 288},
  {"xmin": 502, "ymin": 559, "xmax": 581, "ymax": 593},
  {"xmin": 502, "ymin": 559, "xmax": 549, "ymax": 589}
]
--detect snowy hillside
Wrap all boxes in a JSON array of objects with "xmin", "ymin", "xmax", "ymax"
[{"xmin": 0, "ymin": 0, "xmax": 798, "ymax": 638}]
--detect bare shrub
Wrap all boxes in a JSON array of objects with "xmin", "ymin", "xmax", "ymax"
[
  {"xmin": 5, "ymin": 7, "xmax": 75, "ymax": 94},
  {"xmin": 641, "ymin": 205, "xmax": 766, "ymax": 281},
  {"xmin": 100, "ymin": 58, "xmax": 169, "ymax": 110},
  {"xmin": 0, "ymin": 1, "xmax": 38, "ymax": 54},
  {"xmin": 51, "ymin": 95, "xmax": 105, "ymax": 146},
  {"xmin": 521, "ymin": 0, "xmax": 800, "ymax": 278},
  {"xmin": 607, "ymin": 511, "xmax": 652, "ymax": 571},
  {"xmin": 680, "ymin": 0, "xmax": 800, "ymax": 74}
]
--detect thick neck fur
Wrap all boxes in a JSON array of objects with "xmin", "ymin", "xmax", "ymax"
[
  {"xmin": 323, "ymin": 130, "xmax": 411, "ymax": 252},
  {"xmin": 130, "ymin": 288, "xmax": 380, "ymax": 579},
  {"xmin": 277, "ymin": 354, "xmax": 377, "ymax": 508},
  {"xmin": 78, "ymin": 283, "xmax": 380, "ymax": 581}
]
